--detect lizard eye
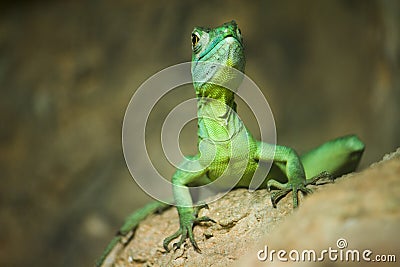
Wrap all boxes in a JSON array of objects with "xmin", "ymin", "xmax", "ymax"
[
  {"xmin": 236, "ymin": 27, "xmax": 243, "ymax": 43},
  {"xmin": 236, "ymin": 27, "xmax": 242, "ymax": 39},
  {"xmin": 191, "ymin": 32, "xmax": 200, "ymax": 48}
]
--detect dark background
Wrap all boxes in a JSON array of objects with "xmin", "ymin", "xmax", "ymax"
[{"xmin": 1, "ymin": 1, "xmax": 399, "ymax": 266}]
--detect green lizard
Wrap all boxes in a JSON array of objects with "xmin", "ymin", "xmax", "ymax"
[{"xmin": 97, "ymin": 20, "xmax": 364, "ymax": 266}]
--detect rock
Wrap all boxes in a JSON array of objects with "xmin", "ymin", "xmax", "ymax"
[
  {"xmin": 239, "ymin": 149, "xmax": 400, "ymax": 267},
  {"xmin": 102, "ymin": 149, "xmax": 400, "ymax": 266}
]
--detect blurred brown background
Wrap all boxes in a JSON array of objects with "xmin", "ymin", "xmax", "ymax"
[{"xmin": 0, "ymin": 0, "xmax": 398, "ymax": 266}]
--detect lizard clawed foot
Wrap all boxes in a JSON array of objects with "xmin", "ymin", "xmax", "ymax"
[
  {"xmin": 305, "ymin": 171, "xmax": 333, "ymax": 186},
  {"xmin": 163, "ymin": 204, "xmax": 215, "ymax": 253},
  {"xmin": 268, "ymin": 171, "xmax": 332, "ymax": 208}
]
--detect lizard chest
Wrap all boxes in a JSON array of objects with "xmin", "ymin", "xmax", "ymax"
[{"xmin": 198, "ymin": 130, "xmax": 257, "ymax": 182}]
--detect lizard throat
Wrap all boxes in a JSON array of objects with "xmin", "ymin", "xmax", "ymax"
[{"xmin": 197, "ymin": 97, "xmax": 243, "ymax": 143}]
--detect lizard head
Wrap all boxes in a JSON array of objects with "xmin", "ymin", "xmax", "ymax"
[{"xmin": 191, "ymin": 20, "xmax": 245, "ymax": 99}]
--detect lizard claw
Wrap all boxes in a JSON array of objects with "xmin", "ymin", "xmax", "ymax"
[
  {"xmin": 163, "ymin": 205, "xmax": 215, "ymax": 252},
  {"xmin": 268, "ymin": 171, "xmax": 331, "ymax": 208},
  {"xmin": 305, "ymin": 171, "xmax": 333, "ymax": 186},
  {"xmin": 270, "ymin": 189, "xmax": 291, "ymax": 208},
  {"xmin": 195, "ymin": 216, "xmax": 216, "ymax": 224}
]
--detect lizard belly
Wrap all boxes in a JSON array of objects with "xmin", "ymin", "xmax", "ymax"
[{"xmin": 199, "ymin": 128, "xmax": 259, "ymax": 188}]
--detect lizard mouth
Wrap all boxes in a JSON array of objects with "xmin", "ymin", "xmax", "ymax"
[
  {"xmin": 195, "ymin": 37, "xmax": 244, "ymax": 74},
  {"xmin": 197, "ymin": 34, "xmax": 243, "ymax": 62}
]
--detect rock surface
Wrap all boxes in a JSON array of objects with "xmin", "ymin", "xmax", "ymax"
[{"xmin": 103, "ymin": 149, "xmax": 400, "ymax": 266}]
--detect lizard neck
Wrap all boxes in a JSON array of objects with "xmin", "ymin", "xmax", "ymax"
[
  {"xmin": 190, "ymin": 21, "xmax": 245, "ymax": 144},
  {"xmin": 196, "ymin": 87, "xmax": 242, "ymax": 143}
]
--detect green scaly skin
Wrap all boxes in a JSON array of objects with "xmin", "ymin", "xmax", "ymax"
[{"xmin": 96, "ymin": 21, "xmax": 364, "ymax": 265}]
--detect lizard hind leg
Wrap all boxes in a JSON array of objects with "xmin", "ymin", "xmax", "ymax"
[{"xmin": 300, "ymin": 135, "xmax": 365, "ymax": 179}]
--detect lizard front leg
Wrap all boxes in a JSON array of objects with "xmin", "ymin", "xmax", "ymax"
[
  {"xmin": 163, "ymin": 156, "xmax": 215, "ymax": 252},
  {"xmin": 255, "ymin": 142, "xmax": 328, "ymax": 208}
]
